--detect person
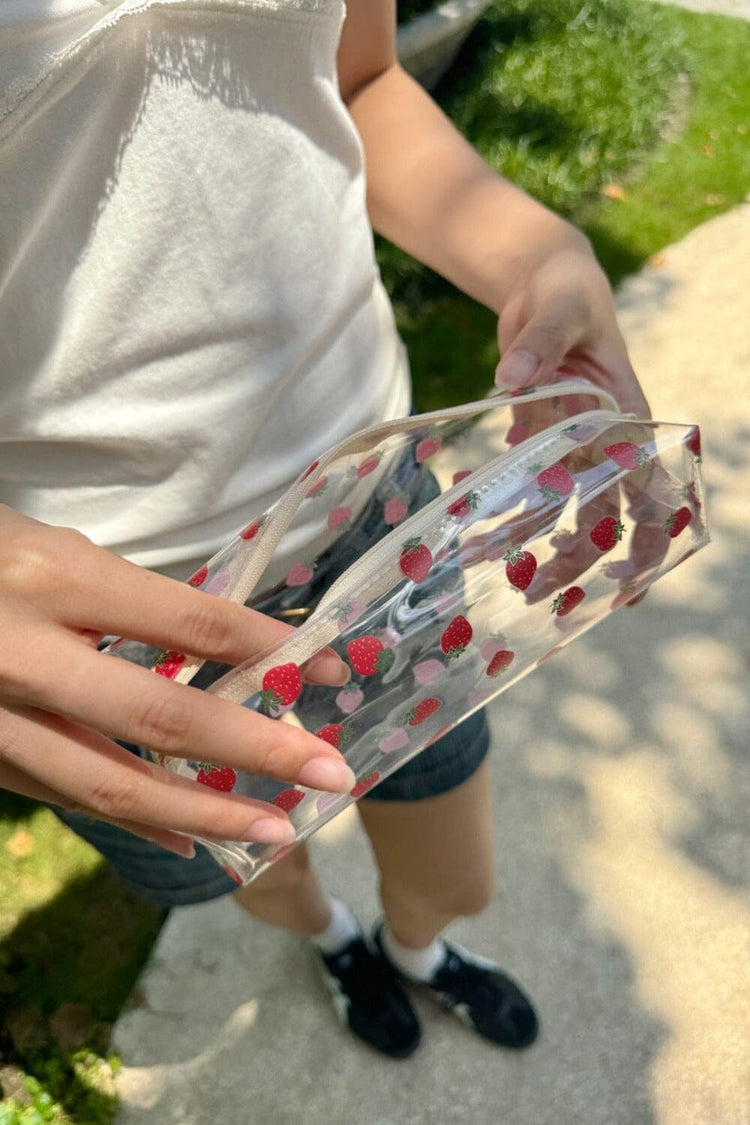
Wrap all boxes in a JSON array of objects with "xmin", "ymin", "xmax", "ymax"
[{"xmin": 0, "ymin": 0, "xmax": 650, "ymax": 1058}]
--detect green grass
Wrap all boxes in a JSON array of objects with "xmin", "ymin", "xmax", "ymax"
[{"xmin": 378, "ymin": 0, "xmax": 750, "ymax": 409}]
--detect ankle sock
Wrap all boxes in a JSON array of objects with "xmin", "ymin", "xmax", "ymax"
[
  {"xmin": 309, "ymin": 894, "xmax": 360, "ymax": 955},
  {"xmin": 381, "ymin": 923, "xmax": 446, "ymax": 983}
]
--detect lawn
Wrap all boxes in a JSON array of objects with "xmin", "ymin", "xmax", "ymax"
[{"xmin": 2, "ymin": 1, "xmax": 749, "ymax": 1120}]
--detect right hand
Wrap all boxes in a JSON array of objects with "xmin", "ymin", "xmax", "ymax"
[{"xmin": 0, "ymin": 506, "xmax": 354, "ymax": 857}]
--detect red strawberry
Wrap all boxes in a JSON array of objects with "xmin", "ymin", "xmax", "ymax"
[
  {"xmin": 406, "ymin": 697, "xmax": 442, "ymax": 726},
  {"xmin": 350, "ymin": 772, "xmax": 381, "ymax": 799},
  {"xmin": 357, "ymin": 454, "xmax": 382, "ymax": 478},
  {"xmin": 686, "ymin": 427, "xmax": 702, "ymax": 460},
  {"xmin": 440, "ymin": 615, "xmax": 473, "ymax": 659},
  {"xmin": 590, "ymin": 517, "xmax": 626, "ymax": 552},
  {"xmin": 154, "ymin": 651, "xmax": 186, "ymax": 678},
  {"xmin": 187, "ymin": 565, "xmax": 208, "ymax": 588},
  {"xmin": 447, "ymin": 491, "xmax": 479, "ymax": 520},
  {"xmin": 305, "ymin": 476, "xmax": 329, "ymax": 499},
  {"xmin": 536, "ymin": 463, "xmax": 574, "ymax": 500},
  {"xmin": 261, "ymin": 663, "xmax": 302, "ymax": 712},
  {"xmin": 222, "ymin": 865, "xmax": 244, "ymax": 886},
  {"xmin": 399, "ymin": 538, "xmax": 433, "ymax": 583},
  {"xmin": 327, "ymin": 506, "xmax": 351, "ymax": 531},
  {"xmin": 240, "ymin": 516, "xmax": 265, "ymax": 541},
  {"xmin": 299, "ymin": 460, "xmax": 319, "ymax": 481},
  {"xmin": 415, "ymin": 435, "xmax": 441, "ymax": 463},
  {"xmin": 504, "ymin": 547, "xmax": 537, "ymax": 590},
  {"xmin": 486, "ymin": 649, "xmax": 515, "ymax": 676},
  {"xmin": 286, "ymin": 562, "xmax": 314, "ymax": 587},
  {"xmin": 665, "ymin": 507, "xmax": 692, "ymax": 538},
  {"xmin": 551, "ymin": 586, "xmax": 586, "ymax": 616},
  {"xmin": 347, "ymin": 635, "xmax": 395, "ymax": 676},
  {"xmin": 197, "ymin": 764, "xmax": 237, "ymax": 792},
  {"xmin": 384, "ymin": 497, "xmax": 409, "ymax": 525},
  {"xmin": 273, "ymin": 788, "xmax": 305, "ymax": 812},
  {"xmin": 452, "ymin": 469, "xmax": 473, "ymax": 485},
  {"xmin": 604, "ymin": 441, "xmax": 649, "ymax": 470}
]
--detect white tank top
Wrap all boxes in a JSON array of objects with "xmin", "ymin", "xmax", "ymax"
[{"xmin": 0, "ymin": 0, "xmax": 411, "ymax": 576}]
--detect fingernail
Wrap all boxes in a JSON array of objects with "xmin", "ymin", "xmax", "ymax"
[
  {"xmin": 495, "ymin": 349, "xmax": 541, "ymax": 389},
  {"xmin": 243, "ymin": 818, "xmax": 297, "ymax": 845},
  {"xmin": 306, "ymin": 650, "xmax": 351, "ymax": 685},
  {"xmin": 171, "ymin": 840, "xmax": 196, "ymax": 859},
  {"xmin": 298, "ymin": 756, "xmax": 356, "ymax": 792}
]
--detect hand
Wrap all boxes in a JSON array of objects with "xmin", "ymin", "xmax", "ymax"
[{"xmin": 0, "ymin": 506, "xmax": 353, "ymax": 856}]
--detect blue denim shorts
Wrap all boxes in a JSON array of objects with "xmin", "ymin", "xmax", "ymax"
[{"xmin": 52, "ymin": 449, "xmax": 490, "ymax": 907}]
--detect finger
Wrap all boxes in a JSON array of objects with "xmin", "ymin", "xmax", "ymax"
[
  {"xmin": 1, "ymin": 706, "xmax": 301, "ymax": 844},
  {"xmin": 7, "ymin": 628, "xmax": 356, "ymax": 792},
  {"xmin": 0, "ymin": 755, "xmax": 197, "ymax": 858},
  {"xmin": 495, "ymin": 293, "xmax": 587, "ymax": 390}
]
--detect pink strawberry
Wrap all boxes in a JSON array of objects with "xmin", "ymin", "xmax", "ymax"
[
  {"xmin": 415, "ymin": 435, "xmax": 441, "ymax": 463},
  {"xmin": 447, "ymin": 491, "xmax": 479, "ymax": 520},
  {"xmin": 187, "ymin": 565, "xmax": 208, "ymax": 588},
  {"xmin": 240, "ymin": 516, "xmax": 265, "ymax": 541},
  {"xmin": 440, "ymin": 615, "xmax": 473, "ymax": 659},
  {"xmin": 590, "ymin": 517, "xmax": 626, "ymax": 552},
  {"xmin": 665, "ymin": 507, "xmax": 692, "ymax": 538},
  {"xmin": 378, "ymin": 728, "xmax": 410, "ymax": 754},
  {"xmin": 686, "ymin": 427, "xmax": 702, "ymax": 460},
  {"xmin": 506, "ymin": 419, "xmax": 532, "ymax": 445},
  {"xmin": 206, "ymin": 567, "xmax": 231, "ymax": 595},
  {"xmin": 604, "ymin": 441, "xmax": 649, "ymax": 470},
  {"xmin": 347, "ymin": 635, "xmax": 395, "ymax": 676},
  {"xmin": 486, "ymin": 650, "xmax": 515, "ymax": 676},
  {"xmin": 406, "ymin": 698, "xmax": 442, "ymax": 726},
  {"xmin": 196, "ymin": 764, "xmax": 237, "ymax": 792},
  {"xmin": 261, "ymin": 663, "xmax": 302, "ymax": 712},
  {"xmin": 399, "ymin": 538, "xmax": 433, "ymax": 583},
  {"xmin": 286, "ymin": 562, "xmax": 314, "ymax": 587},
  {"xmin": 413, "ymin": 659, "xmax": 444, "ymax": 686},
  {"xmin": 384, "ymin": 497, "xmax": 409, "ymax": 525},
  {"xmin": 351, "ymin": 772, "xmax": 381, "ymax": 798},
  {"xmin": 357, "ymin": 454, "xmax": 382, "ymax": 478},
  {"xmin": 551, "ymin": 586, "xmax": 586, "ymax": 616},
  {"xmin": 315, "ymin": 723, "xmax": 353, "ymax": 749},
  {"xmin": 336, "ymin": 685, "xmax": 364, "ymax": 714},
  {"xmin": 563, "ymin": 422, "xmax": 598, "ymax": 444},
  {"xmin": 154, "ymin": 651, "xmax": 186, "ymax": 678},
  {"xmin": 504, "ymin": 547, "xmax": 537, "ymax": 590},
  {"xmin": 480, "ymin": 634, "xmax": 509, "ymax": 662},
  {"xmin": 327, "ymin": 506, "xmax": 351, "ymax": 531},
  {"xmin": 273, "ymin": 788, "xmax": 305, "ymax": 812},
  {"xmin": 334, "ymin": 599, "xmax": 367, "ymax": 629},
  {"xmin": 536, "ymin": 463, "xmax": 574, "ymax": 500},
  {"xmin": 305, "ymin": 476, "xmax": 329, "ymax": 499},
  {"xmin": 452, "ymin": 469, "xmax": 473, "ymax": 485}
]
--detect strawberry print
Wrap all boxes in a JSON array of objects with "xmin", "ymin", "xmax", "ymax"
[
  {"xmin": 506, "ymin": 419, "xmax": 532, "ymax": 446},
  {"xmin": 563, "ymin": 421, "xmax": 598, "ymax": 444},
  {"xmin": 347, "ymin": 635, "xmax": 395, "ymax": 676},
  {"xmin": 327, "ymin": 506, "xmax": 351, "ymax": 531},
  {"xmin": 299, "ymin": 460, "xmax": 319, "ymax": 481},
  {"xmin": 686, "ymin": 427, "xmax": 702, "ymax": 461},
  {"xmin": 273, "ymin": 788, "xmax": 305, "ymax": 812},
  {"xmin": 315, "ymin": 723, "xmax": 354, "ymax": 749},
  {"xmin": 440, "ymin": 615, "xmax": 473, "ymax": 659},
  {"xmin": 336, "ymin": 685, "xmax": 364, "ymax": 714},
  {"xmin": 187, "ymin": 565, "xmax": 208, "ymax": 588},
  {"xmin": 286, "ymin": 562, "xmax": 314, "ymax": 587},
  {"xmin": 406, "ymin": 698, "xmax": 442, "ymax": 726},
  {"xmin": 486, "ymin": 649, "xmax": 515, "ymax": 676},
  {"xmin": 384, "ymin": 496, "xmax": 409, "ymax": 525},
  {"xmin": 447, "ymin": 491, "xmax": 479, "ymax": 520},
  {"xmin": 665, "ymin": 506, "xmax": 692, "ymax": 538},
  {"xmin": 536, "ymin": 463, "xmax": 574, "ymax": 500},
  {"xmin": 399, "ymin": 538, "xmax": 433, "ymax": 583},
  {"xmin": 305, "ymin": 476, "xmax": 329, "ymax": 499},
  {"xmin": 604, "ymin": 441, "xmax": 650, "ymax": 470},
  {"xmin": 206, "ymin": 567, "xmax": 231, "ymax": 596},
  {"xmin": 333, "ymin": 598, "xmax": 367, "ymax": 629},
  {"xmin": 504, "ymin": 547, "xmax": 537, "ymax": 590},
  {"xmin": 590, "ymin": 517, "xmax": 626, "ymax": 552},
  {"xmin": 196, "ymin": 764, "xmax": 237, "ymax": 792},
  {"xmin": 154, "ymin": 650, "xmax": 186, "ymax": 678},
  {"xmin": 480, "ymin": 634, "xmax": 508, "ymax": 662},
  {"xmin": 378, "ymin": 728, "xmax": 410, "ymax": 754},
  {"xmin": 413, "ymin": 659, "xmax": 444, "ymax": 686},
  {"xmin": 351, "ymin": 772, "xmax": 381, "ymax": 798},
  {"xmin": 260, "ymin": 663, "xmax": 302, "ymax": 713},
  {"xmin": 452, "ymin": 469, "xmax": 472, "ymax": 485},
  {"xmin": 426, "ymin": 725, "xmax": 452, "ymax": 747},
  {"xmin": 222, "ymin": 866, "xmax": 244, "ymax": 886},
  {"xmin": 357, "ymin": 453, "xmax": 382, "ymax": 478},
  {"xmin": 415, "ymin": 434, "xmax": 441, "ymax": 463},
  {"xmin": 240, "ymin": 515, "xmax": 265, "ymax": 541},
  {"xmin": 551, "ymin": 586, "xmax": 586, "ymax": 616}
]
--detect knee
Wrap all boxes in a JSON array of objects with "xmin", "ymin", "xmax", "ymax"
[{"xmin": 384, "ymin": 868, "xmax": 495, "ymax": 922}]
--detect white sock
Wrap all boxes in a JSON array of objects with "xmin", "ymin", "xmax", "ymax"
[
  {"xmin": 310, "ymin": 894, "xmax": 360, "ymax": 955},
  {"xmin": 382, "ymin": 923, "xmax": 446, "ymax": 982}
]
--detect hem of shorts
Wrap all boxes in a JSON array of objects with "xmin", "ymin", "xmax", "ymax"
[{"xmin": 360, "ymin": 733, "xmax": 491, "ymax": 804}]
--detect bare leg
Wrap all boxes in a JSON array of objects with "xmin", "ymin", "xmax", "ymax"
[
  {"xmin": 356, "ymin": 758, "xmax": 495, "ymax": 949},
  {"xmin": 233, "ymin": 842, "xmax": 331, "ymax": 936}
]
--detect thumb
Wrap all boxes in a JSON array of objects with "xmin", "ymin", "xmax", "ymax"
[{"xmin": 495, "ymin": 298, "xmax": 584, "ymax": 390}]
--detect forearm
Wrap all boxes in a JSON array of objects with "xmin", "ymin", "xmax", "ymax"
[{"xmin": 346, "ymin": 62, "xmax": 590, "ymax": 314}]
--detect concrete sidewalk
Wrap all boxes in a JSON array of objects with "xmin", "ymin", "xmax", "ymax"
[{"xmin": 111, "ymin": 200, "xmax": 750, "ymax": 1125}]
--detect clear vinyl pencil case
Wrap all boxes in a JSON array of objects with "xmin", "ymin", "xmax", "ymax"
[{"xmin": 110, "ymin": 376, "xmax": 709, "ymax": 884}]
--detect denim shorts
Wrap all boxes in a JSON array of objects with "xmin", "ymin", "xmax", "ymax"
[{"xmin": 52, "ymin": 449, "xmax": 490, "ymax": 907}]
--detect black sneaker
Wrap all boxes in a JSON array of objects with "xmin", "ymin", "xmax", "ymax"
[
  {"xmin": 315, "ymin": 934, "xmax": 422, "ymax": 1059},
  {"xmin": 373, "ymin": 925, "xmax": 539, "ymax": 1049}
]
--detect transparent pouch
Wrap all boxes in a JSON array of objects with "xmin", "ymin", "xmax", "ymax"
[{"xmin": 110, "ymin": 377, "xmax": 708, "ymax": 884}]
